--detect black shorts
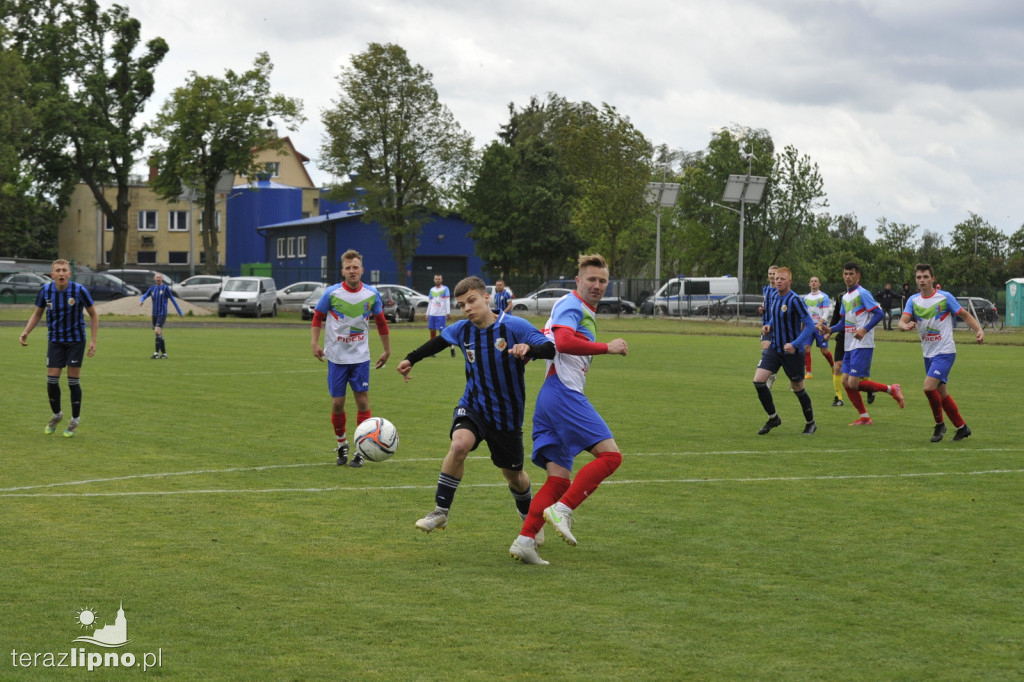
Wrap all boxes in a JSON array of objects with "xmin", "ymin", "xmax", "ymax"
[
  {"xmin": 449, "ymin": 406, "xmax": 525, "ymax": 471},
  {"xmin": 152, "ymin": 315, "xmax": 167, "ymax": 328},
  {"xmin": 833, "ymin": 333, "xmax": 845, "ymax": 364},
  {"xmin": 47, "ymin": 340, "xmax": 86, "ymax": 369},
  {"xmin": 758, "ymin": 346, "xmax": 806, "ymax": 383}
]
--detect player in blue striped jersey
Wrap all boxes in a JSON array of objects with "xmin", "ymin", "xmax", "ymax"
[
  {"xmin": 398, "ymin": 276, "xmax": 554, "ymax": 537},
  {"xmin": 754, "ymin": 267, "xmax": 817, "ymax": 435},
  {"xmin": 18, "ymin": 259, "xmax": 99, "ymax": 437},
  {"xmin": 139, "ymin": 273, "xmax": 183, "ymax": 359}
]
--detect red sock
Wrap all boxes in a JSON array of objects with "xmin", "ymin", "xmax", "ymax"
[
  {"xmin": 520, "ymin": 476, "xmax": 570, "ymax": 538},
  {"xmin": 561, "ymin": 452, "xmax": 622, "ymax": 510},
  {"xmin": 858, "ymin": 379, "xmax": 889, "ymax": 394},
  {"xmin": 430, "ymin": 330, "xmax": 437, "ymax": 339},
  {"xmin": 845, "ymin": 386, "xmax": 867, "ymax": 413},
  {"xmin": 356, "ymin": 410, "xmax": 372, "ymax": 424},
  {"xmin": 941, "ymin": 394, "xmax": 965, "ymax": 428},
  {"xmin": 822, "ymin": 350, "xmax": 835, "ymax": 367},
  {"xmin": 924, "ymin": 389, "xmax": 943, "ymax": 422},
  {"xmin": 805, "ymin": 353, "xmax": 812, "ymax": 373},
  {"xmin": 331, "ymin": 412, "xmax": 346, "ymax": 438}
]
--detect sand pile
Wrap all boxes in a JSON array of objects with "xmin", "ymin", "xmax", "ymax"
[{"xmin": 94, "ymin": 296, "xmax": 214, "ymax": 316}]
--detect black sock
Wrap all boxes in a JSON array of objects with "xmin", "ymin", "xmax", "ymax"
[
  {"xmin": 68, "ymin": 377, "xmax": 82, "ymax": 419},
  {"xmin": 795, "ymin": 388, "xmax": 814, "ymax": 423},
  {"xmin": 47, "ymin": 376, "xmax": 61, "ymax": 414},
  {"xmin": 510, "ymin": 484, "xmax": 532, "ymax": 517},
  {"xmin": 754, "ymin": 381, "xmax": 776, "ymax": 416},
  {"xmin": 435, "ymin": 472, "xmax": 460, "ymax": 509}
]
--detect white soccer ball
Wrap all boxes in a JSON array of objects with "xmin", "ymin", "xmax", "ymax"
[{"xmin": 353, "ymin": 417, "xmax": 399, "ymax": 462}]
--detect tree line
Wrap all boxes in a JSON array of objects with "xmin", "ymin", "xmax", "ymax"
[{"xmin": 3, "ymin": 4, "xmax": 1023, "ymax": 292}]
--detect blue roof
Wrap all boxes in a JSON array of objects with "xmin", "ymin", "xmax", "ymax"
[{"xmin": 256, "ymin": 209, "xmax": 364, "ymax": 232}]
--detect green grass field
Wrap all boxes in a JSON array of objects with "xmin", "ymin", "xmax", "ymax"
[{"xmin": 2, "ymin": 314, "xmax": 1022, "ymax": 680}]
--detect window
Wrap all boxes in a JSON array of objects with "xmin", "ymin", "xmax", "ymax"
[
  {"xmin": 265, "ymin": 162, "xmax": 280, "ymax": 176},
  {"xmin": 277, "ymin": 238, "xmax": 286, "ymax": 259},
  {"xmin": 168, "ymin": 251, "xmax": 189, "ymax": 264},
  {"xmin": 138, "ymin": 210, "xmax": 158, "ymax": 231},
  {"xmin": 169, "ymin": 210, "xmax": 189, "ymax": 231},
  {"xmin": 137, "ymin": 251, "xmax": 157, "ymax": 264},
  {"xmin": 297, "ymin": 235, "xmax": 307, "ymax": 258},
  {"xmin": 199, "ymin": 251, "xmax": 220, "ymax": 265},
  {"xmin": 287, "ymin": 237, "xmax": 295, "ymax": 258},
  {"xmin": 104, "ymin": 215, "xmax": 113, "ymax": 231},
  {"xmin": 104, "ymin": 250, "xmax": 112, "ymax": 264},
  {"xmin": 199, "ymin": 211, "xmax": 221, "ymax": 232}
]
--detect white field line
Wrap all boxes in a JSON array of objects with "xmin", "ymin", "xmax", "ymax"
[{"xmin": 1, "ymin": 450, "xmax": 1022, "ymax": 498}]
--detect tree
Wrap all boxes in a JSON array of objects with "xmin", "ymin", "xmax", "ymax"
[
  {"xmin": 464, "ymin": 137, "xmax": 580, "ymax": 280},
  {"xmin": 943, "ymin": 213, "xmax": 1006, "ymax": 292},
  {"xmin": 872, "ymin": 218, "xmax": 919, "ymax": 286},
  {"xmin": 321, "ymin": 43, "xmax": 475, "ymax": 279},
  {"xmin": 3, "ymin": 0, "xmax": 167, "ymax": 266},
  {"xmin": 149, "ymin": 52, "xmax": 303, "ymax": 274}
]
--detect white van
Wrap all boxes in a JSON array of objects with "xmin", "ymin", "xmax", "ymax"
[
  {"xmin": 644, "ymin": 276, "xmax": 739, "ymax": 316},
  {"xmin": 218, "ymin": 276, "xmax": 278, "ymax": 317}
]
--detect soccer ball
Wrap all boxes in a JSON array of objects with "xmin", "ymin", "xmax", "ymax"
[{"xmin": 353, "ymin": 417, "xmax": 399, "ymax": 462}]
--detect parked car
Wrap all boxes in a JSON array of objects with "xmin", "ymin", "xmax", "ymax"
[
  {"xmin": 105, "ymin": 268, "xmax": 175, "ymax": 290},
  {"xmin": 383, "ymin": 288, "xmax": 415, "ymax": 322},
  {"xmin": 596, "ymin": 296, "xmax": 637, "ymax": 314},
  {"xmin": 301, "ymin": 285, "xmax": 326, "ymax": 321},
  {"xmin": 173, "ymin": 275, "xmax": 229, "ymax": 301},
  {"xmin": 511, "ymin": 288, "xmax": 634, "ymax": 315},
  {"xmin": 218, "ymin": 276, "xmax": 277, "ymax": 317},
  {"xmin": 955, "ymin": 296, "xmax": 998, "ymax": 326},
  {"xmin": 277, "ymin": 281, "xmax": 323, "ymax": 306},
  {"xmin": 376, "ymin": 284, "xmax": 429, "ymax": 318},
  {"xmin": 701, "ymin": 294, "xmax": 765, "ymax": 319},
  {"xmin": 73, "ymin": 272, "xmax": 140, "ymax": 300},
  {"xmin": 0, "ymin": 272, "xmax": 53, "ymax": 300}
]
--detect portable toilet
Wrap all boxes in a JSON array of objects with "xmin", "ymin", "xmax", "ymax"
[{"xmin": 1005, "ymin": 278, "xmax": 1024, "ymax": 328}]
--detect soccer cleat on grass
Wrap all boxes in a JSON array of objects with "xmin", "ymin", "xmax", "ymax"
[
  {"xmin": 415, "ymin": 508, "xmax": 449, "ymax": 533},
  {"xmin": 151, "ymin": 352, "xmax": 160, "ymax": 359},
  {"xmin": 543, "ymin": 504, "xmax": 577, "ymax": 546},
  {"xmin": 890, "ymin": 383, "xmax": 905, "ymax": 408},
  {"xmin": 830, "ymin": 397, "xmax": 844, "ymax": 407},
  {"xmin": 160, "ymin": 353, "xmax": 168, "ymax": 359},
  {"xmin": 509, "ymin": 537, "xmax": 549, "ymax": 565},
  {"xmin": 62, "ymin": 419, "xmax": 79, "ymax": 438},
  {"xmin": 348, "ymin": 452, "xmax": 365, "ymax": 468},
  {"xmin": 334, "ymin": 440, "xmax": 349, "ymax": 466},
  {"xmin": 805, "ymin": 372, "xmax": 813, "ymax": 379},
  {"xmin": 849, "ymin": 417, "xmax": 874, "ymax": 426},
  {"xmin": 952, "ymin": 425, "xmax": 972, "ymax": 442},
  {"xmin": 931, "ymin": 423, "xmax": 947, "ymax": 442},
  {"xmin": 757, "ymin": 415, "xmax": 782, "ymax": 435},
  {"xmin": 867, "ymin": 391, "xmax": 876, "ymax": 405},
  {"xmin": 45, "ymin": 412, "xmax": 63, "ymax": 435},
  {"xmin": 802, "ymin": 421, "xmax": 817, "ymax": 435}
]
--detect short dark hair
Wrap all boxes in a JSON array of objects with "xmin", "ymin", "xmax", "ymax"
[
  {"xmin": 842, "ymin": 261, "xmax": 860, "ymax": 273},
  {"xmin": 577, "ymin": 253, "xmax": 608, "ymax": 272},
  {"xmin": 914, "ymin": 263, "xmax": 934, "ymax": 277},
  {"xmin": 454, "ymin": 276, "xmax": 487, "ymax": 298}
]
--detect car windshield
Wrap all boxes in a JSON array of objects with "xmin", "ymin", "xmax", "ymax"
[{"xmin": 224, "ymin": 280, "xmax": 258, "ymax": 292}]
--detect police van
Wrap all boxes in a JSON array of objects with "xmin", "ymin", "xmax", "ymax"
[{"xmin": 643, "ymin": 276, "xmax": 739, "ymax": 316}]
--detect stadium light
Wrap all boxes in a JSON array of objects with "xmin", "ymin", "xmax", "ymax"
[
  {"xmin": 721, "ymin": 173, "xmax": 767, "ymax": 301},
  {"xmin": 646, "ymin": 182, "xmax": 680, "ymax": 284}
]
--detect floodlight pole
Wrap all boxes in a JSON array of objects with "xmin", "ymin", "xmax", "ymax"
[
  {"xmin": 720, "ymin": 172, "xmax": 767, "ymax": 300},
  {"xmin": 645, "ymin": 182, "xmax": 681, "ymax": 284}
]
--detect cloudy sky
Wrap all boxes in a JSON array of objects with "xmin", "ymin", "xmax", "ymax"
[{"xmin": 116, "ymin": 0, "xmax": 1024, "ymax": 241}]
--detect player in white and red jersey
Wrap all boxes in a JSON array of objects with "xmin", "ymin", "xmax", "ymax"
[
  {"xmin": 311, "ymin": 249, "xmax": 391, "ymax": 467},
  {"xmin": 509, "ymin": 253, "xmax": 628, "ymax": 566},
  {"xmin": 898, "ymin": 263, "xmax": 984, "ymax": 442},
  {"xmin": 802, "ymin": 276, "xmax": 836, "ymax": 381}
]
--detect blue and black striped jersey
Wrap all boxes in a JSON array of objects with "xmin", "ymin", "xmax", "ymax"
[
  {"xmin": 36, "ymin": 282, "xmax": 94, "ymax": 342},
  {"xmin": 140, "ymin": 283, "xmax": 183, "ymax": 318},
  {"xmin": 441, "ymin": 312, "xmax": 549, "ymax": 431},
  {"xmin": 764, "ymin": 289, "xmax": 814, "ymax": 351}
]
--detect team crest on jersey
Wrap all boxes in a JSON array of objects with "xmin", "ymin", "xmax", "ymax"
[
  {"xmin": 781, "ymin": 304, "xmax": 787, "ymax": 312},
  {"xmin": 494, "ymin": 337, "xmax": 507, "ymax": 351},
  {"xmin": 466, "ymin": 349, "xmax": 476, "ymax": 363}
]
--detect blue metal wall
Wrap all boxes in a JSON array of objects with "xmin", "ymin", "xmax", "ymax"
[{"xmin": 226, "ymin": 181, "xmax": 303, "ymax": 273}]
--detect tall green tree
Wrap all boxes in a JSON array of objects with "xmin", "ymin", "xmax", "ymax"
[
  {"xmin": 943, "ymin": 213, "xmax": 1006, "ymax": 292},
  {"xmin": 3, "ymin": 0, "xmax": 167, "ymax": 266},
  {"xmin": 149, "ymin": 52, "xmax": 303, "ymax": 274},
  {"xmin": 872, "ymin": 218, "xmax": 919, "ymax": 286},
  {"xmin": 321, "ymin": 42, "xmax": 475, "ymax": 279}
]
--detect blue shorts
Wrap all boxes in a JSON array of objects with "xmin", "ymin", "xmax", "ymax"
[
  {"xmin": 812, "ymin": 330, "xmax": 829, "ymax": 349},
  {"xmin": 427, "ymin": 315, "xmax": 447, "ymax": 330},
  {"xmin": 531, "ymin": 374, "xmax": 613, "ymax": 472},
  {"xmin": 327, "ymin": 360, "xmax": 370, "ymax": 398},
  {"xmin": 758, "ymin": 347, "xmax": 806, "ymax": 383},
  {"xmin": 152, "ymin": 315, "xmax": 167, "ymax": 329},
  {"xmin": 924, "ymin": 353, "xmax": 956, "ymax": 384},
  {"xmin": 47, "ymin": 340, "xmax": 86, "ymax": 369},
  {"xmin": 841, "ymin": 348, "xmax": 873, "ymax": 378}
]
